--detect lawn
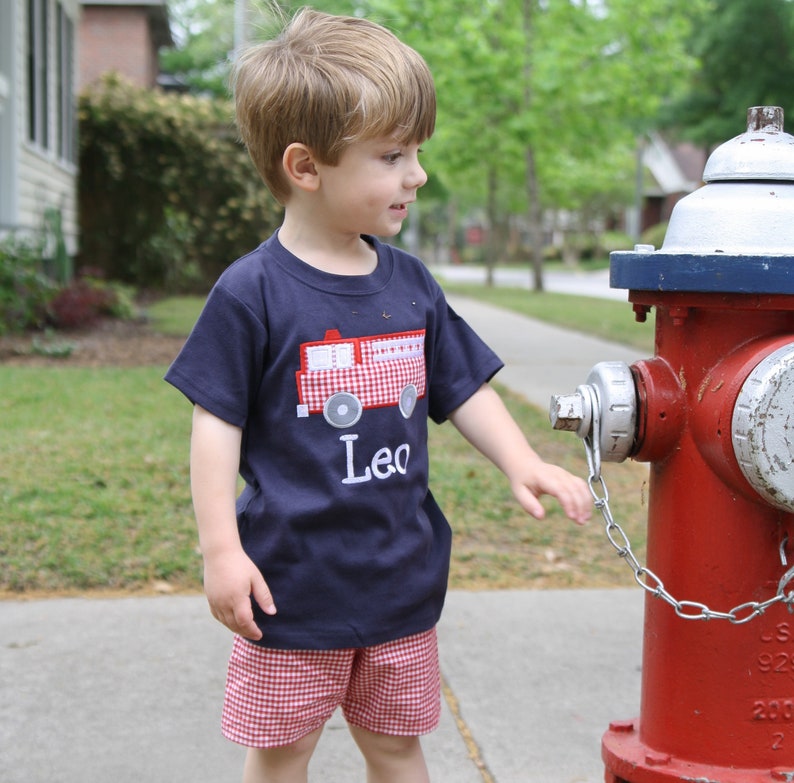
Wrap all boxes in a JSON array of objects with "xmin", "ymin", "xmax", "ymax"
[{"xmin": 1, "ymin": 284, "xmax": 650, "ymax": 595}]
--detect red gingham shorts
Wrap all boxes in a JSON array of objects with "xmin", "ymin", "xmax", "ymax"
[{"xmin": 221, "ymin": 628, "xmax": 441, "ymax": 748}]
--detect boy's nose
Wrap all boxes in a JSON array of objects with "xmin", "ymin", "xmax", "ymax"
[{"xmin": 408, "ymin": 159, "xmax": 428, "ymax": 189}]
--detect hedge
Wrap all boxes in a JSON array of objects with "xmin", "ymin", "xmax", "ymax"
[{"xmin": 78, "ymin": 74, "xmax": 281, "ymax": 291}]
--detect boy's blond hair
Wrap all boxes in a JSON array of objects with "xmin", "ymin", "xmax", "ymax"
[{"xmin": 231, "ymin": 8, "xmax": 436, "ymax": 203}]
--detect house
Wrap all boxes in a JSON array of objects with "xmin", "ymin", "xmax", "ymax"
[
  {"xmin": 633, "ymin": 132, "xmax": 707, "ymax": 237},
  {"xmin": 78, "ymin": 0, "xmax": 173, "ymax": 90},
  {"xmin": 0, "ymin": 0, "xmax": 81, "ymax": 254},
  {"xmin": 0, "ymin": 0, "xmax": 171, "ymax": 261}
]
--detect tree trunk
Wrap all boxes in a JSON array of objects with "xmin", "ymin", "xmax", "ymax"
[
  {"xmin": 522, "ymin": 0, "xmax": 544, "ymax": 292},
  {"xmin": 484, "ymin": 165, "xmax": 498, "ymax": 287},
  {"xmin": 525, "ymin": 145, "xmax": 544, "ymax": 292}
]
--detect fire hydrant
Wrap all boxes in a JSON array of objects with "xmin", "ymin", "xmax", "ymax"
[{"xmin": 551, "ymin": 106, "xmax": 794, "ymax": 783}]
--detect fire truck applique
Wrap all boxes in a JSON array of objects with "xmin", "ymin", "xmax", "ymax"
[{"xmin": 295, "ymin": 328, "xmax": 426, "ymax": 428}]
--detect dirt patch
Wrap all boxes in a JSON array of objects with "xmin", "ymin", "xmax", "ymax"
[{"xmin": 0, "ymin": 319, "xmax": 186, "ymax": 368}]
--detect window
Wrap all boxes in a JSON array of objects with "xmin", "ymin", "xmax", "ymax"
[
  {"xmin": 27, "ymin": 0, "xmax": 49, "ymax": 149},
  {"xmin": 57, "ymin": 3, "xmax": 75, "ymax": 162},
  {"xmin": 27, "ymin": 0, "xmax": 76, "ymax": 163}
]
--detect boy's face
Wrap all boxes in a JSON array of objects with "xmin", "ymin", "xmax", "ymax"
[{"xmin": 313, "ymin": 136, "xmax": 428, "ymax": 238}]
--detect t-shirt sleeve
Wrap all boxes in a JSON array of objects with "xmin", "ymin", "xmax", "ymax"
[
  {"xmin": 426, "ymin": 298, "xmax": 503, "ymax": 424},
  {"xmin": 164, "ymin": 283, "xmax": 267, "ymax": 428}
]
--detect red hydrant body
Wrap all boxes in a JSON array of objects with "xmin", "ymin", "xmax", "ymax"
[
  {"xmin": 552, "ymin": 108, "xmax": 794, "ymax": 782},
  {"xmin": 604, "ymin": 296, "xmax": 794, "ymax": 782}
]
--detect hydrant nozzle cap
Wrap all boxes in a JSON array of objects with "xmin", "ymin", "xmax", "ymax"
[{"xmin": 703, "ymin": 106, "xmax": 794, "ymax": 182}]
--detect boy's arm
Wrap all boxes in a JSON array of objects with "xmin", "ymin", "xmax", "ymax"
[
  {"xmin": 190, "ymin": 404, "xmax": 276, "ymax": 640},
  {"xmin": 447, "ymin": 384, "xmax": 591, "ymax": 525}
]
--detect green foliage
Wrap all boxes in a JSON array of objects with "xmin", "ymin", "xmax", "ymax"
[
  {"xmin": 662, "ymin": 0, "xmax": 794, "ymax": 148},
  {"xmin": 162, "ymin": 0, "xmax": 240, "ymax": 97},
  {"xmin": 0, "ymin": 234, "xmax": 57, "ymax": 335},
  {"xmin": 78, "ymin": 73, "xmax": 280, "ymax": 290},
  {"xmin": 358, "ymin": 0, "xmax": 702, "ymax": 209}
]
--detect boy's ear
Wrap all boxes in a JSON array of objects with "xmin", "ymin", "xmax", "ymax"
[{"xmin": 282, "ymin": 143, "xmax": 320, "ymax": 192}]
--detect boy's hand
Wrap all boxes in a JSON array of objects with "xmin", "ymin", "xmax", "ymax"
[
  {"xmin": 203, "ymin": 548, "xmax": 277, "ymax": 641},
  {"xmin": 448, "ymin": 385, "xmax": 592, "ymax": 526},
  {"xmin": 510, "ymin": 461, "xmax": 592, "ymax": 526}
]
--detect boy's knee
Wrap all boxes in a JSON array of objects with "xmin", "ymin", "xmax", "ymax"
[
  {"xmin": 243, "ymin": 727, "xmax": 324, "ymax": 781},
  {"xmin": 350, "ymin": 724, "xmax": 421, "ymax": 759}
]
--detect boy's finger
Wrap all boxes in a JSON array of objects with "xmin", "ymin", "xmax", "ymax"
[
  {"xmin": 515, "ymin": 485, "xmax": 546, "ymax": 519},
  {"xmin": 251, "ymin": 578, "xmax": 277, "ymax": 617},
  {"xmin": 233, "ymin": 600, "xmax": 263, "ymax": 641}
]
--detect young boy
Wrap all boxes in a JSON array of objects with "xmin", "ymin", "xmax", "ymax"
[{"xmin": 165, "ymin": 8, "xmax": 591, "ymax": 783}]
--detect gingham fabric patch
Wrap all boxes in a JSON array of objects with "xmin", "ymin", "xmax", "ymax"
[{"xmin": 221, "ymin": 629, "xmax": 441, "ymax": 748}]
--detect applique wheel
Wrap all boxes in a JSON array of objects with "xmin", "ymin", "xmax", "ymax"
[
  {"xmin": 323, "ymin": 392, "xmax": 363, "ymax": 428},
  {"xmin": 399, "ymin": 384, "xmax": 418, "ymax": 419}
]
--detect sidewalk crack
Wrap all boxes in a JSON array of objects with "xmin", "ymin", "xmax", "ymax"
[{"xmin": 441, "ymin": 674, "xmax": 496, "ymax": 783}]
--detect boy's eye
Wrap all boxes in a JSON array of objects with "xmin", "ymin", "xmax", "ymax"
[{"xmin": 383, "ymin": 151, "xmax": 402, "ymax": 164}]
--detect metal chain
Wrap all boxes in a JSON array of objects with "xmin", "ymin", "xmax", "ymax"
[{"xmin": 581, "ymin": 433, "xmax": 794, "ymax": 625}]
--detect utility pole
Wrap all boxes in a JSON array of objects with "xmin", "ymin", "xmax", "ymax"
[{"xmin": 234, "ymin": 0, "xmax": 248, "ymax": 54}]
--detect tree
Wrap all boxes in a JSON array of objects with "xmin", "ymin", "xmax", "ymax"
[
  {"xmin": 162, "ymin": 1, "xmax": 703, "ymax": 289},
  {"xmin": 360, "ymin": 0, "xmax": 703, "ymax": 288},
  {"xmin": 162, "ymin": 1, "xmax": 369, "ymax": 93},
  {"xmin": 662, "ymin": 0, "xmax": 794, "ymax": 150}
]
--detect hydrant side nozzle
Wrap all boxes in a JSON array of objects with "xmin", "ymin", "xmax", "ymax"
[{"xmin": 550, "ymin": 362, "xmax": 638, "ymax": 463}]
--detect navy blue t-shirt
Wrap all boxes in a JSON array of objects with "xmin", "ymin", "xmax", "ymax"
[{"xmin": 165, "ymin": 232, "xmax": 503, "ymax": 649}]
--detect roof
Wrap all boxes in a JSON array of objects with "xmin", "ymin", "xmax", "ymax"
[{"xmin": 643, "ymin": 132, "xmax": 705, "ymax": 196}]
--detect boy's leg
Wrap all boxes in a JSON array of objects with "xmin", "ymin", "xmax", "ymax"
[
  {"xmin": 242, "ymin": 726, "xmax": 324, "ymax": 783},
  {"xmin": 348, "ymin": 724, "xmax": 430, "ymax": 783},
  {"xmin": 342, "ymin": 629, "xmax": 440, "ymax": 782}
]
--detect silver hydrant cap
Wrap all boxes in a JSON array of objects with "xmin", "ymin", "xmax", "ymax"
[{"xmin": 660, "ymin": 106, "xmax": 794, "ymax": 255}]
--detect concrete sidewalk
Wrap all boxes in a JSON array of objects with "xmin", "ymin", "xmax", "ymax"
[
  {"xmin": 2, "ymin": 290, "xmax": 652, "ymax": 782},
  {"xmin": 446, "ymin": 293, "xmax": 645, "ymax": 411},
  {"xmin": 0, "ymin": 590, "xmax": 644, "ymax": 783}
]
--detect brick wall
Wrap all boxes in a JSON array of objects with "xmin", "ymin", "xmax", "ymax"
[{"xmin": 78, "ymin": 5, "xmax": 159, "ymax": 89}]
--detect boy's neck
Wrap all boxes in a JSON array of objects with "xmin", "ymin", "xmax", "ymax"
[{"xmin": 278, "ymin": 214, "xmax": 377, "ymax": 276}]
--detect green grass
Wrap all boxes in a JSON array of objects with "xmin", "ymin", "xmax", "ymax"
[
  {"xmin": 1, "ymin": 367, "xmax": 199, "ymax": 593},
  {"xmin": 1, "ymin": 282, "xmax": 651, "ymax": 595},
  {"xmin": 143, "ymin": 295, "xmax": 207, "ymax": 335}
]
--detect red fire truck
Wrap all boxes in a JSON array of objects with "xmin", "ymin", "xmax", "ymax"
[{"xmin": 295, "ymin": 328, "xmax": 426, "ymax": 428}]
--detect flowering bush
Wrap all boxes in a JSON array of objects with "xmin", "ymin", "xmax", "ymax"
[{"xmin": 78, "ymin": 74, "xmax": 281, "ymax": 291}]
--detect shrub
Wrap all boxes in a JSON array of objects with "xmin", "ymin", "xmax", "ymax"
[
  {"xmin": 78, "ymin": 74, "xmax": 281, "ymax": 291},
  {"xmin": 48, "ymin": 280, "xmax": 114, "ymax": 329},
  {"xmin": 0, "ymin": 235, "xmax": 57, "ymax": 334},
  {"xmin": 47, "ymin": 274, "xmax": 136, "ymax": 330}
]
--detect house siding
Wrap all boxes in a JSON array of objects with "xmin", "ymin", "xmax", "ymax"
[{"xmin": 0, "ymin": 2, "xmax": 18, "ymax": 232}]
